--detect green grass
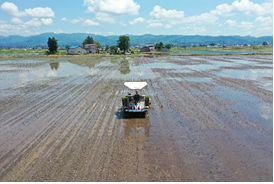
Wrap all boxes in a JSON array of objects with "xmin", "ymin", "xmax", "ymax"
[
  {"xmin": 170, "ymin": 45, "xmax": 273, "ymax": 52},
  {"xmin": 0, "ymin": 45, "xmax": 272, "ymax": 58}
]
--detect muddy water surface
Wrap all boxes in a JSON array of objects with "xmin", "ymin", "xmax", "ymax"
[{"xmin": 0, "ymin": 55, "xmax": 272, "ymax": 181}]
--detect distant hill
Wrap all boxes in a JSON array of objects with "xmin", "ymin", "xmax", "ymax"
[{"xmin": 0, "ymin": 33, "xmax": 272, "ymax": 48}]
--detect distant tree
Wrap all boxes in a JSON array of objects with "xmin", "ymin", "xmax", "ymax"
[
  {"xmin": 262, "ymin": 42, "xmax": 268, "ymax": 46},
  {"xmin": 110, "ymin": 45, "xmax": 118, "ymax": 54},
  {"xmin": 117, "ymin": 35, "xmax": 130, "ymax": 54},
  {"xmin": 155, "ymin": 42, "xmax": 164, "ymax": 51},
  {"xmin": 65, "ymin": 45, "xmax": 70, "ymax": 50},
  {"xmin": 210, "ymin": 43, "xmax": 216, "ymax": 47},
  {"xmin": 47, "ymin": 37, "xmax": 58, "ymax": 54},
  {"xmin": 94, "ymin": 41, "xmax": 102, "ymax": 48},
  {"xmin": 165, "ymin": 44, "xmax": 172, "ymax": 50},
  {"xmin": 82, "ymin": 36, "xmax": 94, "ymax": 47},
  {"xmin": 105, "ymin": 45, "xmax": 110, "ymax": 51}
]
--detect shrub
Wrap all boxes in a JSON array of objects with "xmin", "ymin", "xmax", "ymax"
[
  {"xmin": 145, "ymin": 95, "xmax": 149, "ymax": 106},
  {"xmin": 123, "ymin": 96, "xmax": 129, "ymax": 106}
]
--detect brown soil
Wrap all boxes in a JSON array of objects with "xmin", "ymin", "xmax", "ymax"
[{"xmin": 0, "ymin": 55, "xmax": 272, "ymax": 182}]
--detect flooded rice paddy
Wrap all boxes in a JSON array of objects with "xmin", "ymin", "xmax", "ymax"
[{"xmin": 0, "ymin": 55, "xmax": 272, "ymax": 181}]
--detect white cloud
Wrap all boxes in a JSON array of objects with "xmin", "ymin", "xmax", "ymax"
[
  {"xmin": 0, "ymin": 20, "xmax": 7, "ymax": 24},
  {"xmin": 41, "ymin": 18, "xmax": 53, "ymax": 26},
  {"xmin": 0, "ymin": 23, "xmax": 19, "ymax": 33},
  {"xmin": 224, "ymin": 19, "xmax": 253, "ymax": 29},
  {"xmin": 1, "ymin": 2, "xmax": 55, "ymax": 17},
  {"xmin": 61, "ymin": 17, "xmax": 68, "ymax": 21},
  {"xmin": 83, "ymin": 0, "xmax": 140, "ymax": 15},
  {"xmin": 71, "ymin": 18, "xmax": 83, "ymax": 24},
  {"xmin": 1, "ymin": 2, "xmax": 26, "ymax": 17},
  {"xmin": 150, "ymin": 5, "xmax": 184, "ymax": 21},
  {"xmin": 95, "ymin": 12, "xmax": 116, "ymax": 23},
  {"xmin": 23, "ymin": 18, "xmax": 41, "ymax": 28},
  {"xmin": 180, "ymin": 26, "xmax": 207, "ymax": 35},
  {"xmin": 255, "ymin": 16, "xmax": 273, "ymax": 27},
  {"xmin": 82, "ymin": 19, "xmax": 100, "ymax": 26},
  {"xmin": 211, "ymin": 0, "xmax": 273, "ymax": 16},
  {"xmin": 239, "ymin": 21, "xmax": 254, "ymax": 29},
  {"xmin": 119, "ymin": 22, "xmax": 126, "ymax": 26},
  {"xmin": 86, "ymin": 30, "xmax": 102, "ymax": 35},
  {"xmin": 0, "ymin": 17, "xmax": 53, "ymax": 35},
  {"xmin": 165, "ymin": 24, "xmax": 172, "ymax": 29},
  {"xmin": 147, "ymin": 23, "xmax": 163, "ymax": 28},
  {"xmin": 225, "ymin": 19, "xmax": 237, "ymax": 27},
  {"xmin": 148, "ymin": 5, "xmax": 218, "ymax": 25},
  {"xmin": 108, "ymin": 31, "xmax": 114, "ymax": 35},
  {"xmin": 179, "ymin": 26, "xmax": 191, "ymax": 30},
  {"xmin": 11, "ymin": 17, "xmax": 23, "ymax": 24},
  {"xmin": 255, "ymin": 26, "xmax": 273, "ymax": 36},
  {"xmin": 25, "ymin": 7, "xmax": 54, "ymax": 18},
  {"xmin": 129, "ymin": 17, "xmax": 145, "ymax": 25},
  {"xmin": 54, "ymin": 29, "xmax": 67, "ymax": 34},
  {"xmin": 175, "ymin": 12, "xmax": 218, "ymax": 25}
]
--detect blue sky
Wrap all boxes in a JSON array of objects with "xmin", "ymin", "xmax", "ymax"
[{"xmin": 0, "ymin": 0, "xmax": 272, "ymax": 36}]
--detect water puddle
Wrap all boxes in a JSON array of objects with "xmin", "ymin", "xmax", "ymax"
[
  {"xmin": 180, "ymin": 50, "xmax": 261, "ymax": 55},
  {"xmin": 209, "ymin": 86, "xmax": 273, "ymax": 130},
  {"xmin": 184, "ymin": 77, "xmax": 212, "ymax": 83},
  {"xmin": 218, "ymin": 68, "xmax": 273, "ymax": 81}
]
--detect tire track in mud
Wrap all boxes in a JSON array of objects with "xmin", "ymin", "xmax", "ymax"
[
  {"xmin": 163, "ymin": 56, "xmax": 272, "ymax": 132},
  {"xmin": 0, "ymin": 56, "xmax": 272, "ymax": 182},
  {"xmin": 0, "ymin": 65, "xmax": 113, "ymax": 180},
  {"xmin": 0, "ymin": 76, "xmax": 92, "ymax": 148},
  {"xmin": 1, "ymin": 64, "xmax": 129, "ymax": 181},
  {"xmin": 143, "ymin": 58, "xmax": 272, "ymax": 181},
  {"xmin": 0, "ymin": 77, "xmax": 99, "ymax": 180}
]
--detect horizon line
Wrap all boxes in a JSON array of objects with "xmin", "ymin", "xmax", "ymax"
[{"xmin": 0, "ymin": 32, "xmax": 272, "ymax": 38}]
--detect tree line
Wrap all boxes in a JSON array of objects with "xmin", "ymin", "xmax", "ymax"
[{"xmin": 46, "ymin": 35, "xmax": 130, "ymax": 55}]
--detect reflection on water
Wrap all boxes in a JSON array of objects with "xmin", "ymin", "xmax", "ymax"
[
  {"xmin": 259, "ymin": 102, "xmax": 273, "ymax": 120},
  {"xmin": 209, "ymin": 86, "xmax": 273, "ymax": 123},
  {"xmin": 50, "ymin": 62, "xmax": 59, "ymax": 70},
  {"xmin": 119, "ymin": 59, "xmax": 130, "ymax": 75},
  {"xmin": 122, "ymin": 116, "xmax": 150, "ymax": 143},
  {"xmin": 181, "ymin": 50, "xmax": 260, "ymax": 55},
  {"xmin": 68, "ymin": 57, "xmax": 104, "ymax": 68}
]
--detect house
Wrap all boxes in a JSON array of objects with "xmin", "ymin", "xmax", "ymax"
[
  {"xmin": 140, "ymin": 46, "xmax": 151, "ymax": 52},
  {"xmin": 67, "ymin": 46, "xmax": 87, "ymax": 55},
  {"xmin": 146, "ymin": 43, "xmax": 155, "ymax": 51},
  {"xmin": 85, "ymin": 44, "xmax": 99, "ymax": 54}
]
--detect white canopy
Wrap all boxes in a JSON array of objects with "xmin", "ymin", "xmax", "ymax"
[{"xmin": 124, "ymin": 82, "xmax": 147, "ymax": 90}]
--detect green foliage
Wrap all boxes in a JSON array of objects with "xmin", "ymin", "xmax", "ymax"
[
  {"xmin": 165, "ymin": 44, "xmax": 171, "ymax": 50},
  {"xmin": 262, "ymin": 42, "xmax": 268, "ymax": 46},
  {"xmin": 155, "ymin": 42, "xmax": 163, "ymax": 51},
  {"xmin": 145, "ymin": 95, "xmax": 149, "ymax": 106},
  {"xmin": 94, "ymin": 41, "xmax": 102, "ymax": 48},
  {"xmin": 47, "ymin": 37, "xmax": 58, "ymax": 54},
  {"xmin": 105, "ymin": 45, "xmax": 109, "ymax": 51},
  {"xmin": 110, "ymin": 45, "xmax": 118, "ymax": 54},
  {"xmin": 82, "ymin": 36, "xmax": 94, "ymax": 47},
  {"xmin": 117, "ymin": 35, "xmax": 130, "ymax": 54},
  {"xmin": 123, "ymin": 96, "xmax": 129, "ymax": 106}
]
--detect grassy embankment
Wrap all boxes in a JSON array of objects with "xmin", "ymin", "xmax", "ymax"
[
  {"xmin": 0, "ymin": 45, "xmax": 272, "ymax": 58},
  {"xmin": 170, "ymin": 45, "xmax": 273, "ymax": 53}
]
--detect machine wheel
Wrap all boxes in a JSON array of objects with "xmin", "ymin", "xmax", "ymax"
[{"xmin": 142, "ymin": 112, "xmax": 146, "ymax": 118}]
